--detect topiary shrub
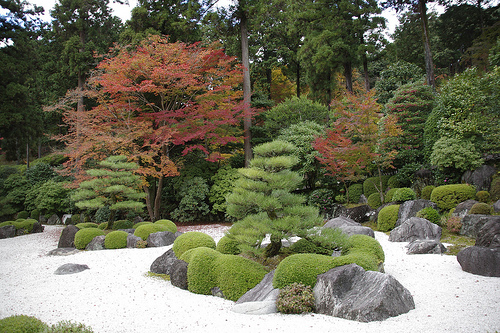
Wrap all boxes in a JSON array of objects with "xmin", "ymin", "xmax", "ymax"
[
  {"xmin": 70, "ymin": 214, "xmax": 81, "ymax": 225},
  {"xmin": 430, "ymin": 184, "xmax": 477, "ymax": 210},
  {"xmin": 12, "ymin": 219, "xmax": 38, "ymax": 233},
  {"xmin": 104, "ymin": 230, "xmax": 129, "ymax": 249},
  {"xmin": 416, "ymin": 207, "xmax": 441, "ymax": 225},
  {"xmin": 332, "ymin": 251, "xmax": 379, "ymax": 272},
  {"xmin": 17, "ymin": 210, "xmax": 29, "ymax": 219},
  {"xmin": 44, "ymin": 320, "xmax": 94, "ymax": 333},
  {"xmin": 343, "ymin": 234, "xmax": 385, "ymax": 264},
  {"xmin": 273, "ymin": 253, "xmax": 335, "ymax": 289},
  {"xmin": 384, "ymin": 188, "xmax": 398, "ymax": 203},
  {"xmin": 74, "ymin": 228, "xmax": 105, "ymax": 249},
  {"xmin": 153, "ymin": 219, "xmax": 177, "ymax": 233},
  {"xmin": 491, "ymin": 177, "xmax": 500, "ymax": 201},
  {"xmin": 476, "ymin": 190, "xmax": 490, "ymax": 203},
  {"xmin": 133, "ymin": 224, "xmax": 168, "ymax": 241},
  {"xmin": 289, "ymin": 238, "xmax": 330, "ymax": 255},
  {"xmin": 363, "ymin": 176, "xmax": 390, "ymax": 198},
  {"xmin": 216, "ymin": 235, "xmax": 241, "ymax": 255},
  {"xmin": 469, "ymin": 202, "xmax": 493, "ymax": 215},
  {"xmin": 98, "ymin": 222, "xmax": 108, "ymax": 230},
  {"xmin": 276, "ymin": 283, "xmax": 315, "ymax": 314},
  {"xmin": 214, "ymin": 254, "xmax": 267, "ymax": 301},
  {"xmin": 132, "ymin": 221, "xmax": 152, "ymax": 229},
  {"xmin": 184, "ymin": 247, "xmax": 222, "ymax": 295},
  {"xmin": 377, "ymin": 205, "xmax": 400, "ymax": 231},
  {"xmin": 75, "ymin": 223, "xmax": 99, "ymax": 229},
  {"xmin": 0, "ymin": 315, "xmax": 48, "ymax": 333},
  {"xmin": 112, "ymin": 220, "xmax": 134, "ymax": 230},
  {"xmin": 347, "ymin": 183, "xmax": 363, "ymax": 203},
  {"xmin": 421, "ymin": 185, "xmax": 436, "ymax": 200},
  {"xmin": 367, "ymin": 192, "xmax": 382, "ymax": 209},
  {"xmin": 392, "ymin": 187, "xmax": 416, "ymax": 203},
  {"xmin": 30, "ymin": 209, "xmax": 40, "ymax": 220},
  {"xmin": 387, "ymin": 175, "xmax": 401, "ymax": 189},
  {"xmin": 172, "ymin": 231, "xmax": 216, "ymax": 258}
]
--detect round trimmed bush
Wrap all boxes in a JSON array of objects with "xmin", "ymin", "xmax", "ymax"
[
  {"xmin": 387, "ymin": 175, "xmax": 401, "ymax": 189},
  {"xmin": 17, "ymin": 211, "xmax": 29, "ymax": 219},
  {"xmin": 332, "ymin": 252, "xmax": 379, "ymax": 271},
  {"xmin": 70, "ymin": 214, "xmax": 81, "ymax": 225},
  {"xmin": 385, "ymin": 188, "xmax": 398, "ymax": 203},
  {"xmin": 491, "ymin": 177, "xmax": 500, "ymax": 201},
  {"xmin": 276, "ymin": 283, "xmax": 315, "ymax": 314},
  {"xmin": 105, "ymin": 230, "xmax": 129, "ymax": 249},
  {"xmin": 367, "ymin": 192, "xmax": 382, "ymax": 209},
  {"xmin": 0, "ymin": 315, "xmax": 48, "ymax": 333},
  {"xmin": 132, "ymin": 221, "xmax": 153, "ymax": 229},
  {"xmin": 75, "ymin": 222, "xmax": 99, "ymax": 229},
  {"xmin": 392, "ymin": 187, "xmax": 416, "ymax": 203},
  {"xmin": 469, "ymin": 202, "xmax": 493, "ymax": 215},
  {"xmin": 347, "ymin": 183, "xmax": 363, "ymax": 203},
  {"xmin": 430, "ymin": 184, "xmax": 477, "ymax": 210},
  {"xmin": 476, "ymin": 190, "xmax": 490, "ymax": 203},
  {"xmin": 289, "ymin": 238, "xmax": 330, "ymax": 255},
  {"xmin": 377, "ymin": 204, "xmax": 400, "ymax": 231},
  {"xmin": 184, "ymin": 247, "xmax": 222, "ymax": 295},
  {"xmin": 112, "ymin": 220, "xmax": 134, "ymax": 230},
  {"xmin": 74, "ymin": 228, "xmax": 105, "ymax": 249},
  {"xmin": 0, "ymin": 221, "xmax": 14, "ymax": 228},
  {"xmin": 216, "ymin": 235, "xmax": 241, "ymax": 255},
  {"xmin": 416, "ymin": 207, "xmax": 440, "ymax": 225},
  {"xmin": 98, "ymin": 222, "xmax": 108, "ymax": 230},
  {"xmin": 172, "ymin": 231, "xmax": 216, "ymax": 258},
  {"xmin": 12, "ymin": 219, "xmax": 38, "ymax": 233},
  {"xmin": 421, "ymin": 185, "xmax": 435, "ymax": 200},
  {"xmin": 133, "ymin": 224, "xmax": 168, "ymax": 241},
  {"xmin": 273, "ymin": 253, "xmax": 335, "ymax": 289},
  {"xmin": 154, "ymin": 219, "xmax": 177, "ymax": 233},
  {"xmin": 343, "ymin": 234, "xmax": 385, "ymax": 263},
  {"xmin": 30, "ymin": 209, "xmax": 40, "ymax": 220}
]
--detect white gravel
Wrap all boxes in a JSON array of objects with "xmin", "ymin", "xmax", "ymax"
[{"xmin": 0, "ymin": 225, "xmax": 499, "ymax": 333}]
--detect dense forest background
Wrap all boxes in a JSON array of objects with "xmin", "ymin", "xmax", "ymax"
[{"xmin": 0, "ymin": 0, "xmax": 499, "ymax": 223}]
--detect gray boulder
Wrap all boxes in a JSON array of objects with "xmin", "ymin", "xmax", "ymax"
[
  {"xmin": 389, "ymin": 217, "xmax": 442, "ymax": 242},
  {"xmin": 119, "ymin": 228, "xmax": 135, "ymax": 234},
  {"xmin": 170, "ymin": 259, "xmax": 188, "ymax": 290},
  {"xmin": 324, "ymin": 216, "xmax": 360, "ymax": 229},
  {"xmin": 462, "ymin": 165, "xmax": 496, "ymax": 191},
  {"xmin": 314, "ymin": 264, "xmax": 415, "ymax": 322},
  {"xmin": 85, "ymin": 235, "xmax": 105, "ymax": 251},
  {"xmin": 406, "ymin": 240, "xmax": 446, "ymax": 255},
  {"xmin": 494, "ymin": 200, "xmax": 500, "ymax": 213},
  {"xmin": 47, "ymin": 248, "xmax": 80, "ymax": 256},
  {"xmin": 335, "ymin": 205, "xmax": 374, "ymax": 223},
  {"xmin": 31, "ymin": 222, "xmax": 44, "ymax": 234},
  {"xmin": 47, "ymin": 214, "xmax": 62, "ymax": 225},
  {"xmin": 475, "ymin": 220, "xmax": 500, "ymax": 248},
  {"xmin": 150, "ymin": 248, "xmax": 178, "ymax": 275},
  {"xmin": 58, "ymin": 225, "xmax": 79, "ymax": 248},
  {"xmin": 338, "ymin": 226, "xmax": 375, "ymax": 238},
  {"xmin": 0, "ymin": 225, "xmax": 16, "ymax": 239},
  {"xmin": 147, "ymin": 231, "xmax": 176, "ymax": 247},
  {"xmin": 457, "ymin": 247, "xmax": 500, "ymax": 277},
  {"xmin": 54, "ymin": 263, "xmax": 89, "ymax": 275},
  {"xmin": 236, "ymin": 271, "xmax": 279, "ymax": 304},
  {"xmin": 460, "ymin": 215, "xmax": 500, "ymax": 238},
  {"xmin": 396, "ymin": 199, "xmax": 438, "ymax": 228},
  {"xmin": 127, "ymin": 234, "xmax": 143, "ymax": 248},
  {"xmin": 453, "ymin": 200, "xmax": 479, "ymax": 219}
]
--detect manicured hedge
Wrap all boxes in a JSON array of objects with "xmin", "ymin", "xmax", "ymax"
[
  {"xmin": 273, "ymin": 253, "xmax": 335, "ymax": 289},
  {"xmin": 112, "ymin": 220, "xmax": 134, "ymax": 230},
  {"xmin": 75, "ymin": 222, "xmax": 99, "ymax": 229},
  {"xmin": 421, "ymin": 185, "xmax": 435, "ymax": 200},
  {"xmin": 154, "ymin": 219, "xmax": 177, "ymax": 233},
  {"xmin": 216, "ymin": 235, "xmax": 241, "ymax": 255},
  {"xmin": 104, "ymin": 230, "xmax": 129, "ymax": 249},
  {"xmin": 367, "ymin": 192, "xmax": 382, "ymax": 209},
  {"xmin": 430, "ymin": 184, "xmax": 476, "ymax": 210},
  {"xmin": 0, "ymin": 315, "xmax": 48, "ymax": 333},
  {"xmin": 132, "ymin": 221, "xmax": 153, "ymax": 229},
  {"xmin": 74, "ymin": 228, "xmax": 105, "ymax": 249},
  {"xmin": 416, "ymin": 207, "xmax": 440, "ymax": 225},
  {"xmin": 133, "ymin": 224, "xmax": 168, "ymax": 241},
  {"xmin": 392, "ymin": 187, "xmax": 416, "ymax": 202},
  {"xmin": 184, "ymin": 247, "xmax": 221, "ymax": 295},
  {"xmin": 172, "ymin": 231, "xmax": 216, "ymax": 258},
  {"xmin": 343, "ymin": 234, "xmax": 385, "ymax": 264},
  {"xmin": 347, "ymin": 183, "xmax": 363, "ymax": 203},
  {"xmin": 377, "ymin": 204, "xmax": 400, "ymax": 231},
  {"xmin": 385, "ymin": 188, "xmax": 398, "ymax": 203},
  {"xmin": 469, "ymin": 202, "xmax": 493, "ymax": 215}
]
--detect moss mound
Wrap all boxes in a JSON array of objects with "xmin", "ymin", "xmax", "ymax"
[
  {"xmin": 9, "ymin": 219, "xmax": 38, "ymax": 233},
  {"xmin": 273, "ymin": 253, "xmax": 335, "ymax": 289},
  {"xmin": 105, "ymin": 230, "xmax": 129, "ymax": 249},
  {"xmin": 154, "ymin": 219, "xmax": 177, "ymax": 233},
  {"xmin": 367, "ymin": 192, "xmax": 382, "ymax": 209},
  {"xmin": 74, "ymin": 228, "xmax": 105, "ymax": 249},
  {"xmin": 216, "ymin": 235, "xmax": 241, "ymax": 255},
  {"xmin": 112, "ymin": 220, "xmax": 134, "ymax": 230},
  {"xmin": 392, "ymin": 187, "xmax": 416, "ymax": 202},
  {"xmin": 421, "ymin": 185, "xmax": 435, "ymax": 200},
  {"xmin": 132, "ymin": 221, "xmax": 153, "ymax": 229},
  {"xmin": 133, "ymin": 224, "xmax": 168, "ymax": 241},
  {"xmin": 289, "ymin": 238, "xmax": 330, "ymax": 255},
  {"xmin": 0, "ymin": 315, "xmax": 48, "ymax": 333},
  {"xmin": 469, "ymin": 202, "xmax": 493, "ymax": 215},
  {"xmin": 185, "ymin": 247, "xmax": 222, "ymax": 295},
  {"xmin": 385, "ymin": 188, "xmax": 398, "ymax": 203},
  {"xmin": 75, "ymin": 222, "xmax": 99, "ymax": 229},
  {"xmin": 377, "ymin": 204, "xmax": 400, "ymax": 231},
  {"xmin": 347, "ymin": 183, "xmax": 363, "ymax": 203},
  {"xmin": 430, "ymin": 184, "xmax": 476, "ymax": 210},
  {"xmin": 172, "ymin": 231, "xmax": 216, "ymax": 258},
  {"xmin": 343, "ymin": 234, "xmax": 385, "ymax": 263},
  {"xmin": 416, "ymin": 207, "xmax": 441, "ymax": 225},
  {"xmin": 475, "ymin": 191, "xmax": 490, "ymax": 203}
]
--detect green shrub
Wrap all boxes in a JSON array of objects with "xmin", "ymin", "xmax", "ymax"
[
  {"xmin": 430, "ymin": 184, "xmax": 477, "ymax": 210},
  {"xmin": 446, "ymin": 216, "xmax": 462, "ymax": 234},
  {"xmin": 216, "ymin": 235, "xmax": 241, "ymax": 255},
  {"xmin": 307, "ymin": 188, "xmax": 337, "ymax": 217},
  {"xmin": 171, "ymin": 177, "xmax": 211, "ymax": 223},
  {"xmin": 289, "ymin": 238, "xmax": 330, "ymax": 255},
  {"xmin": 302, "ymin": 227, "xmax": 349, "ymax": 255},
  {"xmin": 273, "ymin": 253, "xmax": 335, "ymax": 289},
  {"xmin": 172, "ymin": 231, "xmax": 216, "ymax": 257},
  {"xmin": 332, "ymin": 252, "xmax": 379, "ymax": 271},
  {"xmin": 491, "ymin": 177, "xmax": 500, "ymax": 201},
  {"xmin": 94, "ymin": 206, "xmax": 110, "ymax": 224},
  {"xmin": 392, "ymin": 187, "xmax": 416, "ymax": 202},
  {"xmin": 153, "ymin": 219, "xmax": 177, "ymax": 233},
  {"xmin": 276, "ymin": 283, "xmax": 315, "ymax": 314},
  {"xmin": 416, "ymin": 207, "xmax": 441, "ymax": 225},
  {"xmin": 377, "ymin": 205, "xmax": 400, "ymax": 231},
  {"xmin": 133, "ymin": 224, "xmax": 168, "ymax": 241},
  {"xmin": 347, "ymin": 183, "xmax": 363, "ymax": 203},
  {"xmin": 363, "ymin": 176, "xmax": 390, "ymax": 198},
  {"xmin": 421, "ymin": 185, "xmax": 436, "ymax": 200},
  {"xmin": 209, "ymin": 166, "xmax": 240, "ymax": 217},
  {"xmin": 74, "ymin": 228, "xmax": 105, "ymax": 249},
  {"xmin": 0, "ymin": 315, "xmax": 48, "ymax": 333},
  {"xmin": 105, "ymin": 230, "xmax": 129, "ymax": 249},
  {"xmin": 185, "ymin": 247, "xmax": 222, "ymax": 295},
  {"xmin": 469, "ymin": 202, "xmax": 493, "ymax": 215},
  {"xmin": 112, "ymin": 220, "xmax": 134, "ymax": 230},
  {"xmin": 343, "ymin": 234, "xmax": 385, "ymax": 264},
  {"xmin": 214, "ymin": 255, "xmax": 267, "ymax": 301},
  {"xmin": 70, "ymin": 214, "xmax": 81, "ymax": 225},
  {"xmin": 387, "ymin": 175, "xmax": 401, "ymax": 189},
  {"xmin": 43, "ymin": 320, "xmax": 94, "ymax": 333},
  {"xmin": 30, "ymin": 209, "xmax": 40, "ymax": 220},
  {"xmin": 12, "ymin": 219, "xmax": 38, "ymax": 233},
  {"xmin": 17, "ymin": 210, "xmax": 29, "ymax": 219},
  {"xmin": 0, "ymin": 221, "xmax": 14, "ymax": 228},
  {"xmin": 98, "ymin": 222, "xmax": 108, "ymax": 230},
  {"xmin": 367, "ymin": 192, "xmax": 382, "ymax": 209},
  {"xmin": 75, "ymin": 223, "xmax": 99, "ymax": 229},
  {"xmin": 476, "ymin": 191, "xmax": 490, "ymax": 203},
  {"xmin": 385, "ymin": 188, "xmax": 398, "ymax": 203},
  {"xmin": 132, "ymin": 221, "xmax": 152, "ymax": 229}
]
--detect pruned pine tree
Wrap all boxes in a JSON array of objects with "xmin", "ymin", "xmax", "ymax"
[
  {"xmin": 71, "ymin": 155, "xmax": 145, "ymax": 229},
  {"xmin": 226, "ymin": 140, "xmax": 322, "ymax": 257}
]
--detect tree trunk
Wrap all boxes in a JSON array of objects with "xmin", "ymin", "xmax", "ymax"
[
  {"xmin": 363, "ymin": 53, "xmax": 370, "ymax": 91},
  {"xmin": 144, "ymin": 184, "xmax": 155, "ymax": 222},
  {"xmin": 153, "ymin": 176, "xmax": 163, "ymax": 221},
  {"xmin": 418, "ymin": 0, "xmax": 435, "ymax": 89},
  {"xmin": 264, "ymin": 235, "xmax": 282, "ymax": 257},
  {"xmin": 343, "ymin": 61, "xmax": 353, "ymax": 93},
  {"xmin": 241, "ymin": 10, "xmax": 253, "ymax": 167}
]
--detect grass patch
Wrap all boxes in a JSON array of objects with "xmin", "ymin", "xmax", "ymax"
[
  {"xmin": 144, "ymin": 272, "xmax": 170, "ymax": 281},
  {"xmin": 440, "ymin": 228, "xmax": 475, "ymax": 256}
]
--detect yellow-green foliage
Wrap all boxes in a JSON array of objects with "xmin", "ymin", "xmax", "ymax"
[
  {"xmin": 377, "ymin": 205, "xmax": 400, "ymax": 231},
  {"xmin": 98, "ymin": 222, "xmax": 108, "ymax": 230},
  {"xmin": 216, "ymin": 235, "xmax": 241, "ymax": 255},
  {"xmin": 367, "ymin": 192, "xmax": 382, "ymax": 209},
  {"xmin": 184, "ymin": 247, "xmax": 221, "ymax": 295},
  {"xmin": 154, "ymin": 219, "xmax": 177, "ymax": 233},
  {"xmin": 421, "ymin": 185, "xmax": 435, "ymax": 200},
  {"xmin": 75, "ymin": 222, "xmax": 99, "ymax": 229},
  {"xmin": 273, "ymin": 253, "xmax": 335, "ymax": 289},
  {"xmin": 45, "ymin": 320, "xmax": 94, "ymax": 333},
  {"xmin": 430, "ymin": 184, "xmax": 476, "ymax": 210},
  {"xmin": 392, "ymin": 187, "xmax": 416, "ymax": 202},
  {"xmin": 343, "ymin": 234, "xmax": 385, "ymax": 263},
  {"xmin": 469, "ymin": 202, "xmax": 493, "ymax": 215},
  {"xmin": 289, "ymin": 238, "xmax": 330, "ymax": 255},
  {"xmin": 133, "ymin": 224, "xmax": 168, "ymax": 240},
  {"xmin": 3, "ymin": 219, "xmax": 38, "ymax": 233},
  {"xmin": 112, "ymin": 220, "xmax": 134, "ymax": 230},
  {"xmin": 0, "ymin": 315, "xmax": 48, "ymax": 333},
  {"xmin": 104, "ymin": 230, "xmax": 129, "ymax": 249},
  {"xmin": 172, "ymin": 231, "xmax": 216, "ymax": 257},
  {"xmin": 132, "ymin": 221, "xmax": 153, "ymax": 229},
  {"xmin": 385, "ymin": 188, "xmax": 398, "ymax": 203},
  {"xmin": 332, "ymin": 252, "xmax": 379, "ymax": 271},
  {"xmin": 74, "ymin": 228, "xmax": 105, "ymax": 249},
  {"xmin": 416, "ymin": 207, "xmax": 441, "ymax": 225},
  {"xmin": 475, "ymin": 191, "xmax": 490, "ymax": 203}
]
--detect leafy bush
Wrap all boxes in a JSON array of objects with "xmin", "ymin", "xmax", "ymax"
[
  {"xmin": 153, "ymin": 219, "xmax": 177, "ymax": 233},
  {"xmin": 42, "ymin": 320, "xmax": 94, "ymax": 333},
  {"xmin": 343, "ymin": 234, "xmax": 385, "ymax": 264},
  {"xmin": 347, "ymin": 183, "xmax": 363, "ymax": 203},
  {"xmin": 303, "ymin": 227, "xmax": 349, "ymax": 254},
  {"xmin": 421, "ymin": 185, "xmax": 435, "ymax": 200},
  {"xmin": 94, "ymin": 206, "xmax": 110, "ymax": 224},
  {"xmin": 70, "ymin": 214, "xmax": 81, "ymax": 225},
  {"xmin": 446, "ymin": 216, "xmax": 462, "ymax": 234},
  {"xmin": 430, "ymin": 184, "xmax": 477, "ymax": 210},
  {"xmin": 273, "ymin": 253, "xmax": 335, "ymax": 289},
  {"xmin": 75, "ymin": 223, "xmax": 99, "ymax": 229},
  {"xmin": 332, "ymin": 251, "xmax": 379, "ymax": 271},
  {"xmin": 416, "ymin": 207, "xmax": 440, "ymax": 225},
  {"xmin": 74, "ymin": 228, "xmax": 105, "ymax": 250},
  {"xmin": 387, "ymin": 175, "xmax": 401, "ymax": 189},
  {"xmin": 104, "ymin": 230, "xmax": 129, "ymax": 249},
  {"xmin": 112, "ymin": 220, "xmax": 134, "ymax": 230},
  {"xmin": 289, "ymin": 238, "xmax": 330, "ymax": 255},
  {"xmin": 216, "ymin": 235, "xmax": 241, "ymax": 255},
  {"xmin": 25, "ymin": 180, "xmax": 71, "ymax": 216},
  {"xmin": 491, "ymin": 177, "xmax": 500, "ymax": 201},
  {"xmin": 12, "ymin": 219, "xmax": 38, "ymax": 233},
  {"xmin": 98, "ymin": 222, "xmax": 108, "ymax": 230},
  {"xmin": 0, "ymin": 315, "xmax": 48, "ymax": 333},
  {"xmin": 392, "ymin": 187, "xmax": 416, "ymax": 202},
  {"xmin": 377, "ymin": 205, "xmax": 400, "ymax": 231},
  {"xmin": 385, "ymin": 188, "xmax": 398, "ymax": 203},
  {"xmin": 476, "ymin": 191, "xmax": 490, "ymax": 203},
  {"xmin": 133, "ymin": 224, "xmax": 168, "ymax": 241},
  {"xmin": 171, "ymin": 177, "xmax": 211, "ymax": 223},
  {"xmin": 25, "ymin": 163, "xmax": 57, "ymax": 185},
  {"xmin": 30, "ymin": 209, "xmax": 40, "ymax": 220},
  {"xmin": 276, "ymin": 283, "xmax": 315, "ymax": 314},
  {"xmin": 367, "ymin": 192, "xmax": 382, "ymax": 209},
  {"xmin": 307, "ymin": 188, "xmax": 337, "ymax": 218},
  {"xmin": 184, "ymin": 247, "xmax": 221, "ymax": 295},
  {"xmin": 363, "ymin": 176, "xmax": 390, "ymax": 198},
  {"xmin": 17, "ymin": 210, "xmax": 29, "ymax": 219},
  {"xmin": 172, "ymin": 231, "xmax": 216, "ymax": 257},
  {"xmin": 133, "ymin": 221, "xmax": 152, "ymax": 229},
  {"xmin": 430, "ymin": 137, "xmax": 483, "ymax": 172},
  {"xmin": 469, "ymin": 203, "xmax": 493, "ymax": 215},
  {"xmin": 209, "ymin": 166, "xmax": 240, "ymax": 218}
]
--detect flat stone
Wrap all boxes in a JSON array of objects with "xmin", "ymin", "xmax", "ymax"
[
  {"xmin": 54, "ymin": 263, "xmax": 90, "ymax": 275},
  {"xmin": 47, "ymin": 248, "xmax": 80, "ymax": 256},
  {"xmin": 231, "ymin": 301, "xmax": 277, "ymax": 315},
  {"xmin": 406, "ymin": 240, "xmax": 446, "ymax": 254},
  {"xmin": 338, "ymin": 226, "xmax": 375, "ymax": 238}
]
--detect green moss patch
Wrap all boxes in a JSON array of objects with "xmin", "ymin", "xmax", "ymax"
[{"xmin": 172, "ymin": 231, "xmax": 216, "ymax": 258}]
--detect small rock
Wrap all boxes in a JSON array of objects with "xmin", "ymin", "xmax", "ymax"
[
  {"xmin": 58, "ymin": 225, "xmax": 79, "ymax": 248},
  {"xmin": 54, "ymin": 263, "xmax": 89, "ymax": 275},
  {"xmin": 85, "ymin": 235, "xmax": 105, "ymax": 251},
  {"xmin": 150, "ymin": 248, "xmax": 178, "ymax": 275},
  {"xmin": 47, "ymin": 248, "xmax": 80, "ymax": 256},
  {"xmin": 396, "ymin": 199, "xmax": 438, "ymax": 228},
  {"xmin": 0, "ymin": 225, "xmax": 16, "ymax": 239},
  {"xmin": 406, "ymin": 240, "xmax": 446, "ymax": 255},
  {"xmin": 236, "ymin": 271, "xmax": 279, "ymax": 304},
  {"xmin": 170, "ymin": 259, "xmax": 188, "ymax": 290},
  {"xmin": 127, "ymin": 234, "xmax": 142, "ymax": 248},
  {"xmin": 338, "ymin": 225, "xmax": 375, "ymax": 238}
]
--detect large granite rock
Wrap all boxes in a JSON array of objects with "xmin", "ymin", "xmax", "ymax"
[
  {"xmin": 462, "ymin": 165, "xmax": 496, "ymax": 191},
  {"xmin": 58, "ymin": 225, "xmax": 79, "ymax": 248},
  {"xmin": 0, "ymin": 225, "xmax": 16, "ymax": 239},
  {"xmin": 334, "ymin": 205, "xmax": 374, "ymax": 223},
  {"xmin": 406, "ymin": 240, "xmax": 446, "ymax": 254},
  {"xmin": 85, "ymin": 235, "xmax": 105, "ymax": 251},
  {"xmin": 314, "ymin": 264, "xmax": 415, "ymax": 322},
  {"xmin": 54, "ymin": 263, "xmax": 89, "ymax": 275},
  {"xmin": 170, "ymin": 259, "xmax": 188, "ymax": 290},
  {"xmin": 494, "ymin": 200, "xmax": 500, "ymax": 213},
  {"xmin": 147, "ymin": 231, "xmax": 176, "ymax": 247},
  {"xmin": 47, "ymin": 248, "xmax": 80, "ymax": 256},
  {"xmin": 475, "ymin": 220, "xmax": 500, "ymax": 248},
  {"xmin": 127, "ymin": 234, "xmax": 142, "ymax": 248},
  {"xmin": 47, "ymin": 214, "xmax": 62, "ymax": 225},
  {"xmin": 231, "ymin": 301, "xmax": 277, "ymax": 315},
  {"xmin": 338, "ymin": 226, "xmax": 375, "ymax": 238},
  {"xmin": 236, "ymin": 271, "xmax": 279, "ymax": 304},
  {"xmin": 396, "ymin": 200, "xmax": 438, "ymax": 228},
  {"xmin": 453, "ymin": 200, "xmax": 479, "ymax": 219},
  {"xmin": 457, "ymin": 247, "xmax": 500, "ymax": 277},
  {"xmin": 460, "ymin": 215, "xmax": 500, "ymax": 238},
  {"xmin": 324, "ymin": 216, "xmax": 360, "ymax": 228},
  {"xmin": 389, "ymin": 217, "xmax": 442, "ymax": 242},
  {"xmin": 150, "ymin": 248, "xmax": 178, "ymax": 275}
]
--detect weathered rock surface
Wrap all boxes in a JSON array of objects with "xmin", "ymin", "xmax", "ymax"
[
  {"xmin": 335, "ymin": 205, "xmax": 374, "ymax": 223},
  {"xmin": 147, "ymin": 231, "xmax": 176, "ymax": 247},
  {"xmin": 231, "ymin": 301, "xmax": 277, "ymax": 315},
  {"xmin": 475, "ymin": 221, "xmax": 500, "ymax": 248},
  {"xmin": 0, "ymin": 225, "xmax": 16, "ymax": 239},
  {"xmin": 406, "ymin": 240, "xmax": 446, "ymax": 255},
  {"xmin": 127, "ymin": 234, "xmax": 142, "ymax": 248},
  {"xmin": 494, "ymin": 200, "xmax": 500, "ymax": 213},
  {"xmin": 453, "ymin": 200, "xmax": 479, "ymax": 219},
  {"xmin": 47, "ymin": 248, "xmax": 80, "ymax": 256},
  {"xmin": 58, "ymin": 225, "xmax": 79, "ymax": 248},
  {"xmin": 119, "ymin": 228, "xmax": 135, "ymax": 234},
  {"xmin": 324, "ymin": 216, "xmax": 360, "ymax": 229},
  {"xmin": 47, "ymin": 214, "xmax": 62, "ymax": 225},
  {"xmin": 338, "ymin": 226, "xmax": 375, "ymax": 238},
  {"xmin": 236, "ymin": 271, "xmax": 279, "ymax": 304},
  {"xmin": 462, "ymin": 165, "xmax": 496, "ymax": 191},
  {"xmin": 389, "ymin": 217, "xmax": 442, "ymax": 242},
  {"xmin": 150, "ymin": 248, "xmax": 178, "ymax": 275},
  {"xmin": 396, "ymin": 200, "xmax": 438, "ymax": 228},
  {"xmin": 314, "ymin": 264, "xmax": 415, "ymax": 322},
  {"xmin": 170, "ymin": 259, "xmax": 188, "ymax": 290},
  {"xmin": 457, "ymin": 247, "xmax": 500, "ymax": 277},
  {"xmin": 85, "ymin": 235, "xmax": 105, "ymax": 251},
  {"xmin": 54, "ymin": 263, "xmax": 90, "ymax": 275},
  {"xmin": 31, "ymin": 222, "xmax": 44, "ymax": 234},
  {"xmin": 460, "ymin": 215, "xmax": 500, "ymax": 238}
]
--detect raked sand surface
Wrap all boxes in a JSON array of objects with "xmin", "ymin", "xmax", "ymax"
[{"xmin": 0, "ymin": 225, "xmax": 499, "ymax": 333}]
